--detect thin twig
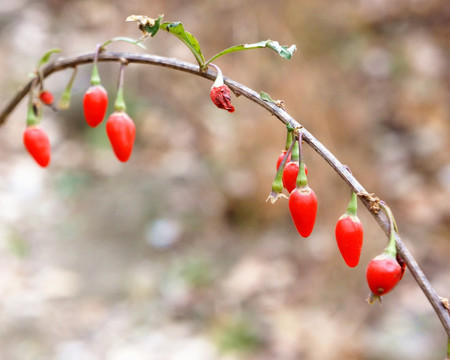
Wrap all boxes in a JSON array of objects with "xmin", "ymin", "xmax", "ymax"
[{"xmin": 0, "ymin": 51, "xmax": 449, "ymax": 337}]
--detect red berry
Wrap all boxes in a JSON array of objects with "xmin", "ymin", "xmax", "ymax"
[
  {"xmin": 83, "ymin": 85, "xmax": 108, "ymax": 127},
  {"xmin": 210, "ymin": 84, "xmax": 235, "ymax": 113},
  {"xmin": 282, "ymin": 161, "xmax": 308, "ymax": 193},
  {"xmin": 335, "ymin": 215, "xmax": 363, "ymax": 267},
  {"xmin": 366, "ymin": 254, "xmax": 403, "ymax": 296},
  {"xmin": 39, "ymin": 90, "xmax": 54, "ymax": 106},
  {"xmin": 106, "ymin": 111, "xmax": 136, "ymax": 162},
  {"xmin": 276, "ymin": 150, "xmax": 291, "ymax": 170},
  {"xmin": 288, "ymin": 186, "xmax": 317, "ymax": 238},
  {"xmin": 23, "ymin": 126, "xmax": 51, "ymax": 167}
]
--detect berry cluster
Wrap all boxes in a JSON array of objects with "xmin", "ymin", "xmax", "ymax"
[
  {"xmin": 23, "ymin": 49, "xmax": 135, "ymax": 168},
  {"xmin": 22, "ymin": 36, "xmax": 405, "ymax": 306},
  {"xmin": 267, "ymin": 127, "xmax": 405, "ymax": 304}
]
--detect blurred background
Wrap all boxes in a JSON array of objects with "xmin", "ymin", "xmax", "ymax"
[{"xmin": 0, "ymin": 0, "xmax": 449, "ymax": 359}]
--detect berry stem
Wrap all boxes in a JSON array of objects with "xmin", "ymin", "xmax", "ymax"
[
  {"xmin": 284, "ymin": 127, "xmax": 293, "ymax": 151},
  {"xmin": 90, "ymin": 44, "xmax": 102, "ymax": 86},
  {"xmin": 26, "ymin": 101, "xmax": 39, "ymax": 127},
  {"xmin": 209, "ymin": 63, "xmax": 224, "ymax": 88},
  {"xmin": 114, "ymin": 61, "xmax": 127, "ymax": 112},
  {"xmin": 58, "ymin": 66, "xmax": 78, "ymax": 110},
  {"xmin": 295, "ymin": 130, "xmax": 308, "ymax": 188},
  {"xmin": 380, "ymin": 202, "xmax": 397, "ymax": 258}
]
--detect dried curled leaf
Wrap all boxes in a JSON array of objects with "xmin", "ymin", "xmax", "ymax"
[{"xmin": 126, "ymin": 15, "xmax": 163, "ymax": 37}]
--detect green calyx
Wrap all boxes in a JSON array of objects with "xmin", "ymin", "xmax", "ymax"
[
  {"xmin": 296, "ymin": 161, "xmax": 308, "ymax": 188},
  {"xmin": 26, "ymin": 101, "xmax": 40, "ymax": 127},
  {"xmin": 290, "ymin": 139, "xmax": 299, "ymax": 162},
  {"xmin": 90, "ymin": 63, "xmax": 101, "ymax": 86},
  {"xmin": 272, "ymin": 160, "xmax": 285, "ymax": 193},
  {"xmin": 267, "ymin": 164, "xmax": 288, "ymax": 204},
  {"xmin": 285, "ymin": 129, "xmax": 293, "ymax": 151},
  {"xmin": 114, "ymin": 86, "xmax": 126, "ymax": 112},
  {"xmin": 345, "ymin": 191, "xmax": 358, "ymax": 217}
]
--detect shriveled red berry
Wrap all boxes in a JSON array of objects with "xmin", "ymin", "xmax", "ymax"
[
  {"xmin": 366, "ymin": 254, "xmax": 403, "ymax": 296},
  {"xmin": 282, "ymin": 161, "xmax": 308, "ymax": 193},
  {"xmin": 23, "ymin": 126, "xmax": 51, "ymax": 167},
  {"xmin": 83, "ymin": 85, "xmax": 108, "ymax": 127},
  {"xmin": 210, "ymin": 84, "xmax": 235, "ymax": 113},
  {"xmin": 106, "ymin": 111, "xmax": 136, "ymax": 162},
  {"xmin": 39, "ymin": 90, "xmax": 54, "ymax": 106},
  {"xmin": 276, "ymin": 150, "xmax": 291, "ymax": 170},
  {"xmin": 335, "ymin": 215, "xmax": 363, "ymax": 267},
  {"xmin": 288, "ymin": 186, "xmax": 317, "ymax": 238}
]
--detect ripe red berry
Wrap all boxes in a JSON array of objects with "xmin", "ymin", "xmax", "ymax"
[
  {"xmin": 366, "ymin": 254, "xmax": 403, "ymax": 296},
  {"xmin": 39, "ymin": 90, "xmax": 54, "ymax": 106},
  {"xmin": 83, "ymin": 85, "xmax": 108, "ymax": 127},
  {"xmin": 276, "ymin": 150, "xmax": 291, "ymax": 170},
  {"xmin": 106, "ymin": 111, "xmax": 136, "ymax": 162},
  {"xmin": 282, "ymin": 161, "xmax": 308, "ymax": 193},
  {"xmin": 288, "ymin": 186, "xmax": 317, "ymax": 238},
  {"xmin": 210, "ymin": 84, "xmax": 235, "ymax": 113},
  {"xmin": 23, "ymin": 126, "xmax": 51, "ymax": 167},
  {"xmin": 335, "ymin": 215, "xmax": 363, "ymax": 267}
]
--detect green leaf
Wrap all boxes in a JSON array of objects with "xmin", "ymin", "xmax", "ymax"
[
  {"xmin": 100, "ymin": 37, "xmax": 146, "ymax": 49},
  {"xmin": 160, "ymin": 21, "xmax": 205, "ymax": 67},
  {"xmin": 36, "ymin": 48, "xmax": 61, "ymax": 69},
  {"xmin": 259, "ymin": 91, "xmax": 286, "ymax": 109},
  {"xmin": 205, "ymin": 40, "xmax": 296, "ymax": 66},
  {"xmin": 260, "ymin": 91, "xmax": 275, "ymax": 103}
]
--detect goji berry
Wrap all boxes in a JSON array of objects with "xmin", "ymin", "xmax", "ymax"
[
  {"xmin": 366, "ymin": 202, "xmax": 404, "ymax": 304},
  {"xmin": 366, "ymin": 254, "xmax": 403, "ymax": 296},
  {"xmin": 23, "ymin": 126, "xmax": 51, "ymax": 167},
  {"xmin": 106, "ymin": 111, "xmax": 136, "ymax": 162},
  {"xmin": 210, "ymin": 84, "xmax": 234, "ymax": 113},
  {"xmin": 335, "ymin": 192, "xmax": 363, "ymax": 267},
  {"xmin": 209, "ymin": 64, "xmax": 234, "ymax": 113},
  {"xmin": 39, "ymin": 90, "xmax": 54, "ymax": 106},
  {"xmin": 83, "ymin": 85, "xmax": 108, "ymax": 127},
  {"xmin": 288, "ymin": 184, "xmax": 317, "ymax": 238}
]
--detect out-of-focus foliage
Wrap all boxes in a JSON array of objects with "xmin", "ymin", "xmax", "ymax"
[{"xmin": 0, "ymin": 1, "xmax": 448, "ymax": 359}]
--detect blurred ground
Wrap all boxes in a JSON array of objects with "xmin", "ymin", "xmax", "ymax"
[{"xmin": 0, "ymin": 1, "xmax": 449, "ymax": 359}]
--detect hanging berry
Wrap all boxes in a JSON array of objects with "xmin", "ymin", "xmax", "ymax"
[
  {"xmin": 23, "ymin": 101, "xmax": 50, "ymax": 167},
  {"xmin": 266, "ymin": 134, "xmax": 297, "ymax": 204},
  {"xmin": 83, "ymin": 45, "xmax": 108, "ymax": 127},
  {"xmin": 209, "ymin": 64, "xmax": 235, "ymax": 113},
  {"xmin": 335, "ymin": 191, "xmax": 364, "ymax": 267},
  {"xmin": 106, "ymin": 62, "xmax": 136, "ymax": 162},
  {"xmin": 39, "ymin": 90, "xmax": 54, "ymax": 106},
  {"xmin": 366, "ymin": 202, "xmax": 404, "ymax": 304},
  {"xmin": 288, "ymin": 131, "xmax": 317, "ymax": 238}
]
